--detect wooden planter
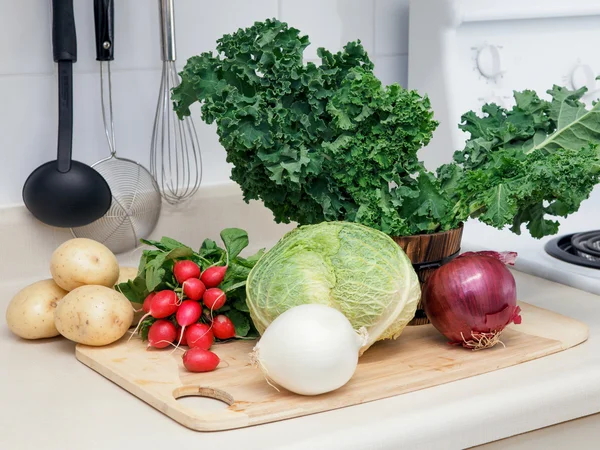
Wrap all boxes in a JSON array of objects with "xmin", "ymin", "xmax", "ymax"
[{"xmin": 392, "ymin": 224, "xmax": 464, "ymax": 325}]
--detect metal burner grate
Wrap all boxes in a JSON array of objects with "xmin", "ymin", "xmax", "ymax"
[{"xmin": 545, "ymin": 230, "xmax": 600, "ymax": 269}]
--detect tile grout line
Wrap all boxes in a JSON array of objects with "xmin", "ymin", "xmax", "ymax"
[
  {"xmin": 373, "ymin": 52, "xmax": 409, "ymax": 58},
  {"xmin": 372, "ymin": 0, "xmax": 377, "ymax": 58},
  {"xmin": 0, "ymin": 72, "xmax": 54, "ymax": 79},
  {"xmin": 0, "ymin": 66, "xmax": 164, "ymax": 79}
]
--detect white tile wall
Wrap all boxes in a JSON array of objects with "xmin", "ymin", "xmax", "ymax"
[
  {"xmin": 175, "ymin": 0, "xmax": 279, "ymax": 68},
  {"xmin": 374, "ymin": 54, "xmax": 409, "ymax": 87},
  {"xmin": 73, "ymin": 0, "xmax": 162, "ymax": 73},
  {"xmin": 0, "ymin": 0, "xmax": 53, "ymax": 75},
  {"xmin": 280, "ymin": 0, "xmax": 375, "ymax": 59},
  {"xmin": 0, "ymin": 0, "xmax": 410, "ymax": 206},
  {"xmin": 375, "ymin": 0, "xmax": 410, "ymax": 55}
]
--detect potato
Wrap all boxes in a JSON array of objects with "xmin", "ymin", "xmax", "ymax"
[
  {"xmin": 116, "ymin": 266, "xmax": 138, "ymax": 285},
  {"xmin": 116, "ymin": 266, "xmax": 144, "ymax": 326},
  {"xmin": 54, "ymin": 285, "xmax": 134, "ymax": 346},
  {"xmin": 50, "ymin": 238, "xmax": 119, "ymax": 291},
  {"xmin": 6, "ymin": 279, "xmax": 68, "ymax": 339}
]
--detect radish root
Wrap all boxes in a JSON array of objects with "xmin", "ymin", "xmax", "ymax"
[
  {"xmin": 170, "ymin": 325, "xmax": 187, "ymax": 355},
  {"xmin": 148, "ymin": 340, "xmax": 185, "ymax": 352},
  {"xmin": 460, "ymin": 331, "xmax": 505, "ymax": 351},
  {"xmin": 147, "ymin": 338, "xmax": 179, "ymax": 350},
  {"xmin": 128, "ymin": 312, "xmax": 151, "ymax": 342},
  {"xmin": 186, "ymin": 324, "xmax": 214, "ymax": 348},
  {"xmin": 218, "ymin": 359, "xmax": 231, "ymax": 369}
]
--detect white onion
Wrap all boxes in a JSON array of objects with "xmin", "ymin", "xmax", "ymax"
[{"xmin": 251, "ymin": 304, "xmax": 367, "ymax": 396}]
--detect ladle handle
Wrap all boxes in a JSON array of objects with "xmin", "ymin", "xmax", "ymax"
[
  {"xmin": 56, "ymin": 62, "xmax": 73, "ymax": 173},
  {"xmin": 52, "ymin": 0, "xmax": 76, "ymax": 173},
  {"xmin": 52, "ymin": 0, "xmax": 77, "ymax": 62},
  {"xmin": 94, "ymin": 0, "xmax": 114, "ymax": 61}
]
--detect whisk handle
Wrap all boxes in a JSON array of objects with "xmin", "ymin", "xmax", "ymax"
[
  {"xmin": 94, "ymin": 0, "xmax": 114, "ymax": 61},
  {"xmin": 159, "ymin": 0, "xmax": 176, "ymax": 61}
]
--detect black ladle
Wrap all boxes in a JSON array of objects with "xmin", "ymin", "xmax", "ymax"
[{"xmin": 22, "ymin": 0, "xmax": 111, "ymax": 228}]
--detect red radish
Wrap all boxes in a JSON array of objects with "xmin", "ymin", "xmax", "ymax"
[
  {"xmin": 176, "ymin": 300, "xmax": 203, "ymax": 326},
  {"xmin": 212, "ymin": 315, "xmax": 235, "ymax": 340},
  {"xmin": 183, "ymin": 278, "xmax": 206, "ymax": 301},
  {"xmin": 176, "ymin": 327, "xmax": 188, "ymax": 346},
  {"xmin": 147, "ymin": 320, "xmax": 177, "ymax": 349},
  {"xmin": 174, "ymin": 300, "xmax": 203, "ymax": 348},
  {"xmin": 203, "ymin": 288, "xmax": 226, "ymax": 311},
  {"xmin": 423, "ymin": 253, "xmax": 521, "ymax": 350},
  {"xmin": 182, "ymin": 348, "xmax": 220, "ymax": 372},
  {"xmin": 142, "ymin": 292, "xmax": 155, "ymax": 313},
  {"xmin": 149, "ymin": 290, "xmax": 179, "ymax": 318},
  {"xmin": 129, "ymin": 290, "xmax": 179, "ymax": 340},
  {"xmin": 201, "ymin": 266, "xmax": 227, "ymax": 288},
  {"xmin": 185, "ymin": 323, "xmax": 214, "ymax": 350},
  {"xmin": 173, "ymin": 260, "xmax": 201, "ymax": 284}
]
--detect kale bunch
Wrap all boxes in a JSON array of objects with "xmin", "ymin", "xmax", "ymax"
[
  {"xmin": 440, "ymin": 86, "xmax": 600, "ymax": 237},
  {"xmin": 174, "ymin": 19, "xmax": 600, "ymax": 238},
  {"xmin": 173, "ymin": 19, "xmax": 439, "ymax": 236}
]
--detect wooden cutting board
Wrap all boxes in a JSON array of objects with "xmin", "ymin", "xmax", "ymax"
[{"xmin": 76, "ymin": 302, "xmax": 588, "ymax": 431}]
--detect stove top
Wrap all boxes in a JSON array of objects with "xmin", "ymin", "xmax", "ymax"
[{"xmin": 545, "ymin": 231, "xmax": 600, "ymax": 269}]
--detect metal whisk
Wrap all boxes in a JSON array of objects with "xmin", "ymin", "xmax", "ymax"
[{"xmin": 150, "ymin": 0, "xmax": 202, "ymax": 205}]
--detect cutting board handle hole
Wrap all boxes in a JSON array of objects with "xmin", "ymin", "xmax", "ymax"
[{"xmin": 173, "ymin": 386, "xmax": 233, "ymax": 412}]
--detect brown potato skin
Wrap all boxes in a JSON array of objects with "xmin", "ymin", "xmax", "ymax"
[
  {"xmin": 116, "ymin": 266, "xmax": 144, "ymax": 325},
  {"xmin": 50, "ymin": 238, "xmax": 119, "ymax": 291},
  {"xmin": 6, "ymin": 279, "xmax": 68, "ymax": 339},
  {"xmin": 116, "ymin": 267, "xmax": 138, "ymax": 285},
  {"xmin": 54, "ymin": 285, "xmax": 134, "ymax": 346}
]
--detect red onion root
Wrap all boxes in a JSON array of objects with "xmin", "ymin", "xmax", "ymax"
[{"xmin": 459, "ymin": 331, "xmax": 506, "ymax": 351}]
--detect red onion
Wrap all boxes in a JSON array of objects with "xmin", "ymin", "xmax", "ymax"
[
  {"xmin": 422, "ymin": 252, "xmax": 522, "ymax": 350},
  {"xmin": 458, "ymin": 251, "xmax": 517, "ymax": 266}
]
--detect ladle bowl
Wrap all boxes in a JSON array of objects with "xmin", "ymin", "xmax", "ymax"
[
  {"xmin": 23, "ymin": 0, "xmax": 112, "ymax": 228},
  {"xmin": 23, "ymin": 160, "xmax": 111, "ymax": 228}
]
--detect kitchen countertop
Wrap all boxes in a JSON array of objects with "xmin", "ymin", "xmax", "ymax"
[{"xmin": 2, "ymin": 270, "xmax": 600, "ymax": 450}]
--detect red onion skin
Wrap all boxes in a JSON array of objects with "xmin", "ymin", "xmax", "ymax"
[
  {"xmin": 423, "ymin": 255, "xmax": 521, "ymax": 348},
  {"xmin": 458, "ymin": 251, "xmax": 517, "ymax": 266}
]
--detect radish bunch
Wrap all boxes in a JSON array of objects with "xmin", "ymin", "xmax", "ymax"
[
  {"xmin": 117, "ymin": 230, "xmax": 262, "ymax": 373},
  {"xmin": 132, "ymin": 260, "xmax": 235, "ymax": 373}
]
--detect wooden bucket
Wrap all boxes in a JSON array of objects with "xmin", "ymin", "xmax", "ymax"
[{"xmin": 392, "ymin": 224, "xmax": 464, "ymax": 325}]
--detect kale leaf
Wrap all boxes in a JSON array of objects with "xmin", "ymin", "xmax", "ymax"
[
  {"xmin": 442, "ymin": 86, "xmax": 600, "ymax": 237},
  {"xmin": 173, "ymin": 18, "xmax": 439, "ymax": 236},
  {"xmin": 174, "ymin": 18, "xmax": 600, "ymax": 239}
]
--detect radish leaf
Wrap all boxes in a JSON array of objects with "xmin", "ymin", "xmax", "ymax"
[
  {"xmin": 220, "ymin": 228, "xmax": 249, "ymax": 260},
  {"xmin": 227, "ymin": 309, "xmax": 250, "ymax": 337}
]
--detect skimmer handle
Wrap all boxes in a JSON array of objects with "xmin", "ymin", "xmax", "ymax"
[
  {"xmin": 94, "ymin": 0, "xmax": 114, "ymax": 61},
  {"xmin": 159, "ymin": 0, "xmax": 176, "ymax": 61}
]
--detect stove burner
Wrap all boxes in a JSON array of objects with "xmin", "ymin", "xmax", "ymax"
[{"xmin": 545, "ymin": 230, "xmax": 600, "ymax": 269}]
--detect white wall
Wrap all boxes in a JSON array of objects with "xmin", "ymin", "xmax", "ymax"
[{"xmin": 0, "ymin": 0, "xmax": 409, "ymax": 206}]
